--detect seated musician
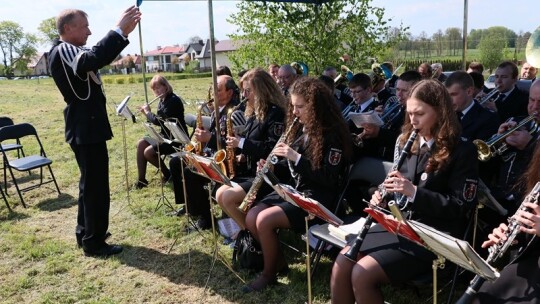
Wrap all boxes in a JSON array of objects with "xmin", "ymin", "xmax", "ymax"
[
  {"xmin": 322, "ymin": 66, "xmax": 353, "ymax": 110},
  {"xmin": 472, "ymin": 144, "xmax": 540, "ymax": 304},
  {"xmin": 168, "ymin": 75, "xmax": 240, "ymax": 229},
  {"xmin": 468, "ymin": 71, "xmax": 486, "ymax": 99},
  {"xmin": 215, "ymin": 68, "xmax": 287, "ymax": 230},
  {"xmin": 486, "ymin": 79, "xmax": 540, "ymax": 223},
  {"xmin": 481, "ymin": 61, "xmax": 529, "ymax": 122},
  {"xmin": 445, "ymin": 71, "xmax": 500, "ymax": 141},
  {"xmin": 242, "ymin": 77, "xmax": 352, "ymax": 292},
  {"xmin": 135, "ymin": 75, "xmax": 187, "ymax": 189},
  {"xmin": 330, "ymin": 79, "xmax": 479, "ymax": 303},
  {"xmin": 370, "ymin": 65, "xmax": 396, "ymax": 107}
]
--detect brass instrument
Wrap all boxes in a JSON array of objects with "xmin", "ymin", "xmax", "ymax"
[
  {"xmin": 344, "ymin": 129, "xmax": 419, "ymax": 261},
  {"xmin": 291, "ymin": 61, "xmax": 309, "ymax": 76},
  {"xmin": 473, "ymin": 112, "xmax": 538, "ymax": 161},
  {"xmin": 238, "ymin": 117, "xmax": 299, "ymax": 213},
  {"xmin": 477, "ymin": 88, "xmax": 499, "ymax": 105},
  {"xmin": 224, "ymin": 98, "xmax": 247, "ymax": 179},
  {"xmin": 456, "ymin": 182, "xmax": 540, "ymax": 304},
  {"xmin": 334, "ymin": 65, "xmax": 353, "ymax": 85},
  {"xmin": 185, "ymin": 104, "xmax": 206, "ymax": 155},
  {"xmin": 380, "ymin": 97, "xmax": 402, "ymax": 129},
  {"xmin": 352, "ymin": 130, "xmax": 365, "ymax": 147}
]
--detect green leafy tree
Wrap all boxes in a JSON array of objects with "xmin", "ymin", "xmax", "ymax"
[
  {"xmin": 0, "ymin": 21, "xmax": 37, "ymax": 76},
  {"xmin": 478, "ymin": 33, "xmax": 505, "ymax": 72},
  {"xmin": 228, "ymin": 0, "xmax": 406, "ymax": 74},
  {"xmin": 38, "ymin": 17, "xmax": 59, "ymax": 45}
]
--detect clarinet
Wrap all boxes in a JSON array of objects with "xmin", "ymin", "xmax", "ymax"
[
  {"xmin": 344, "ymin": 129, "xmax": 418, "ymax": 261},
  {"xmin": 456, "ymin": 181, "xmax": 540, "ymax": 304}
]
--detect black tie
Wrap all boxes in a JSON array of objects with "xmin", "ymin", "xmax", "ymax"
[
  {"xmin": 456, "ymin": 111, "xmax": 464, "ymax": 120},
  {"xmin": 495, "ymin": 93, "xmax": 506, "ymax": 104}
]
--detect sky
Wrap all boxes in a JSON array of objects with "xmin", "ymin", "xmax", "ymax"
[{"xmin": 2, "ymin": 0, "xmax": 538, "ymax": 57}]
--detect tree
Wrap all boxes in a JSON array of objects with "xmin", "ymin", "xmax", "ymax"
[
  {"xmin": 228, "ymin": 0, "xmax": 406, "ymax": 74},
  {"xmin": 187, "ymin": 36, "xmax": 204, "ymax": 45},
  {"xmin": 38, "ymin": 17, "xmax": 59, "ymax": 45},
  {"xmin": 445, "ymin": 27, "xmax": 462, "ymax": 56},
  {"xmin": 0, "ymin": 21, "xmax": 37, "ymax": 76},
  {"xmin": 478, "ymin": 33, "xmax": 504, "ymax": 72}
]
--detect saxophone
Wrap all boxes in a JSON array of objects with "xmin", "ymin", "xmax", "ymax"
[
  {"xmin": 456, "ymin": 181, "xmax": 540, "ymax": 304},
  {"xmin": 238, "ymin": 117, "xmax": 299, "ymax": 213},
  {"xmin": 226, "ymin": 107, "xmax": 236, "ymax": 178},
  {"xmin": 185, "ymin": 104, "xmax": 204, "ymax": 155}
]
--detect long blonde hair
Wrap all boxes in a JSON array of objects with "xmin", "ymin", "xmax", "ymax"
[{"xmin": 240, "ymin": 68, "xmax": 287, "ymax": 121}]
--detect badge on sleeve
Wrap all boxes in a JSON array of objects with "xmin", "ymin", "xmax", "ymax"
[
  {"xmin": 273, "ymin": 123, "xmax": 284, "ymax": 137},
  {"xmin": 328, "ymin": 148, "xmax": 343, "ymax": 166},
  {"xmin": 462, "ymin": 178, "xmax": 478, "ymax": 203}
]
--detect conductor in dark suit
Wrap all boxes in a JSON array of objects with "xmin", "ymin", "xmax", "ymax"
[
  {"xmin": 445, "ymin": 71, "xmax": 500, "ymax": 141},
  {"xmin": 482, "ymin": 61, "xmax": 529, "ymax": 122},
  {"xmin": 48, "ymin": 6, "xmax": 141, "ymax": 256}
]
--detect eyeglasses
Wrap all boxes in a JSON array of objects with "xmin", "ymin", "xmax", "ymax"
[{"xmin": 350, "ymin": 87, "xmax": 367, "ymax": 95}]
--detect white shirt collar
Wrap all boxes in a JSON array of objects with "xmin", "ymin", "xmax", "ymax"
[
  {"xmin": 360, "ymin": 97, "xmax": 375, "ymax": 112},
  {"xmin": 420, "ymin": 137, "xmax": 435, "ymax": 149},
  {"xmin": 461, "ymin": 100, "xmax": 475, "ymax": 116}
]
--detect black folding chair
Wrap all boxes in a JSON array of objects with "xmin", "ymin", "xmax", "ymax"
[
  {"xmin": 0, "ymin": 123, "xmax": 60, "ymax": 208},
  {"xmin": 0, "ymin": 117, "xmax": 25, "ymax": 192}
]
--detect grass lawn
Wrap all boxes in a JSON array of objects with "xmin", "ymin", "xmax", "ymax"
[{"xmin": 0, "ymin": 76, "xmax": 465, "ymax": 303}]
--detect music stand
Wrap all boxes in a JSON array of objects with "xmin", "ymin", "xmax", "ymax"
[
  {"xmin": 267, "ymin": 176, "xmax": 343, "ymax": 304},
  {"xmin": 365, "ymin": 203, "xmax": 499, "ymax": 304},
  {"xmin": 114, "ymin": 95, "xmax": 136, "ymax": 213},
  {"xmin": 143, "ymin": 122, "xmax": 174, "ymax": 212}
]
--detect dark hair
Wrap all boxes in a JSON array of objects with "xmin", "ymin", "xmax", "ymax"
[
  {"xmin": 497, "ymin": 61, "xmax": 519, "ymax": 79},
  {"xmin": 468, "ymin": 71, "xmax": 484, "ymax": 89},
  {"xmin": 56, "ymin": 9, "xmax": 87, "ymax": 35},
  {"xmin": 401, "ymin": 79, "xmax": 461, "ymax": 173},
  {"xmin": 349, "ymin": 73, "xmax": 371, "ymax": 89},
  {"xmin": 238, "ymin": 69, "xmax": 248, "ymax": 78},
  {"xmin": 217, "ymin": 65, "xmax": 232, "ymax": 77},
  {"xmin": 468, "ymin": 62, "xmax": 484, "ymax": 73},
  {"xmin": 318, "ymin": 75, "xmax": 335, "ymax": 92},
  {"xmin": 398, "ymin": 70, "xmax": 422, "ymax": 83},
  {"xmin": 419, "ymin": 62, "xmax": 433, "ymax": 73},
  {"xmin": 288, "ymin": 77, "xmax": 352, "ymax": 170},
  {"xmin": 445, "ymin": 71, "xmax": 474, "ymax": 90}
]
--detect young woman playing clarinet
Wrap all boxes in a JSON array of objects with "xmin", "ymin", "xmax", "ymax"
[
  {"xmin": 242, "ymin": 77, "xmax": 352, "ymax": 292},
  {"xmin": 330, "ymin": 79, "xmax": 480, "ymax": 303},
  {"xmin": 215, "ymin": 68, "xmax": 287, "ymax": 229}
]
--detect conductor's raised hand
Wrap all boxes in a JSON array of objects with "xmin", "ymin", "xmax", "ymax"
[
  {"xmin": 116, "ymin": 6, "xmax": 142, "ymax": 36},
  {"xmin": 271, "ymin": 142, "xmax": 300, "ymax": 162}
]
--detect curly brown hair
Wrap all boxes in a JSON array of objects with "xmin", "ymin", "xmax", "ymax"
[
  {"xmin": 287, "ymin": 77, "xmax": 352, "ymax": 170},
  {"xmin": 240, "ymin": 68, "xmax": 287, "ymax": 120},
  {"xmin": 400, "ymin": 79, "xmax": 462, "ymax": 173},
  {"xmin": 520, "ymin": 144, "xmax": 540, "ymax": 194}
]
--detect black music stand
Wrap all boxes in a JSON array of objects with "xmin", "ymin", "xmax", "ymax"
[
  {"xmin": 143, "ymin": 122, "xmax": 174, "ymax": 212},
  {"xmin": 114, "ymin": 95, "xmax": 136, "ymax": 213},
  {"xmin": 267, "ymin": 176, "xmax": 343, "ymax": 304},
  {"xmin": 366, "ymin": 203, "xmax": 499, "ymax": 304}
]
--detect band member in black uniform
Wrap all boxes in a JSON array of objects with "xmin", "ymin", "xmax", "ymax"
[
  {"xmin": 371, "ymin": 66, "xmax": 396, "ymax": 106},
  {"xmin": 168, "ymin": 75, "xmax": 240, "ymax": 228},
  {"xmin": 49, "ymin": 6, "xmax": 141, "ymax": 256},
  {"xmin": 135, "ymin": 75, "xmax": 187, "ymax": 189},
  {"xmin": 381, "ymin": 62, "xmax": 399, "ymax": 89},
  {"xmin": 331, "ymin": 79, "xmax": 479, "ymax": 303},
  {"xmin": 243, "ymin": 77, "xmax": 352, "ymax": 292},
  {"xmin": 277, "ymin": 64, "xmax": 297, "ymax": 96},
  {"xmin": 445, "ymin": 71, "xmax": 500, "ymax": 141},
  {"xmin": 474, "ymin": 143, "xmax": 540, "ymax": 304},
  {"xmin": 482, "ymin": 61, "xmax": 529, "ymax": 122},
  {"xmin": 322, "ymin": 66, "xmax": 353, "ymax": 109},
  {"xmin": 215, "ymin": 68, "xmax": 287, "ymax": 229}
]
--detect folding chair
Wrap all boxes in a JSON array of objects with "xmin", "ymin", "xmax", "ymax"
[
  {"xmin": 310, "ymin": 156, "xmax": 393, "ymax": 277},
  {"xmin": 0, "ymin": 181, "xmax": 9, "ymax": 212},
  {"xmin": 0, "ymin": 123, "xmax": 61, "ymax": 208},
  {"xmin": 0, "ymin": 117, "xmax": 25, "ymax": 191}
]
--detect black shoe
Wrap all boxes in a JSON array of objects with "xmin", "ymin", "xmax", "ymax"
[
  {"xmin": 83, "ymin": 243, "xmax": 123, "ymax": 257},
  {"xmin": 185, "ymin": 218, "xmax": 213, "ymax": 233},
  {"xmin": 134, "ymin": 179, "xmax": 148, "ymax": 189},
  {"xmin": 169, "ymin": 206, "xmax": 186, "ymax": 217},
  {"xmin": 76, "ymin": 232, "xmax": 111, "ymax": 248},
  {"xmin": 241, "ymin": 274, "xmax": 277, "ymax": 293}
]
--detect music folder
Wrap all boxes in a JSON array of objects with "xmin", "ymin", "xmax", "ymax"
[
  {"xmin": 180, "ymin": 151, "xmax": 232, "ymax": 187},
  {"xmin": 268, "ymin": 182, "xmax": 343, "ymax": 227},
  {"xmin": 366, "ymin": 205, "xmax": 499, "ymax": 281},
  {"xmin": 115, "ymin": 95, "xmax": 136, "ymax": 123},
  {"xmin": 164, "ymin": 121, "xmax": 191, "ymax": 145},
  {"xmin": 349, "ymin": 110, "xmax": 384, "ymax": 128}
]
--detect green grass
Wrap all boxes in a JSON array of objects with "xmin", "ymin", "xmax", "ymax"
[{"xmin": 0, "ymin": 76, "xmax": 467, "ymax": 303}]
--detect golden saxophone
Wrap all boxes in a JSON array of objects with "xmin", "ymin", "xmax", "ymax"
[
  {"xmin": 185, "ymin": 104, "xmax": 205, "ymax": 155},
  {"xmin": 238, "ymin": 117, "xmax": 299, "ymax": 213}
]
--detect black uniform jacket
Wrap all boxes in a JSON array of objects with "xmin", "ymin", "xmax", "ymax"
[
  {"xmin": 146, "ymin": 92, "xmax": 187, "ymax": 139},
  {"xmin": 495, "ymin": 86, "xmax": 529, "ymax": 122},
  {"xmin": 49, "ymin": 31, "xmax": 129, "ymax": 145},
  {"xmin": 275, "ymin": 129, "xmax": 349, "ymax": 212},
  {"xmin": 461, "ymin": 101, "xmax": 500, "ymax": 141},
  {"xmin": 399, "ymin": 138, "xmax": 479, "ymax": 237},
  {"xmin": 240, "ymin": 105, "xmax": 285, "ymax": 175},
  {"xmin": 206, "ymin": 100, "xmax": 238, "ymax": 152}
]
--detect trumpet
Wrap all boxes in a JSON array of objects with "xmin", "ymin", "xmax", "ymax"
[
  {"xmin": 477, "ymin": 88, "xmax": 499, "ymax": 105},
  {"xmin": 473, "ymin": 112, "xmax": 538, "ymax": 161},
  {"xmin": 380, "ymin": 97, "xmax": 402, "ymax": 129},
  {"xmin": 334, "ymin": 65, "xmax": 353, "ymax": 85}
]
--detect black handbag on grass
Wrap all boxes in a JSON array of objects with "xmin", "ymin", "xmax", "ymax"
[{"xmin": 232, "ymin": 229, "xmax": 264, "ymax": 271}]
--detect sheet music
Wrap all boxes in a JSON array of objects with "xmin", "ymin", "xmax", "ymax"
[
  {"xmin": 184, "ymin": 152, "xmax": 232, "ymax": 186},
  {"xmin": 115, "ymin": 95, "xmax": 136, "ymax": 122},
  {"xmin": 349, "ymin": 110, "xmax": 384, "ymax": 128},
  {"xmin": 271, "ymin": 183, "xmax": 343, "ymax": 226},
  {"xmin": 143, "ymin": 123, "xmax": 172, "ymax": 145},
  {"xmin": 164, "ymin": 121, "xmax": 190, "ymax": 144}
]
